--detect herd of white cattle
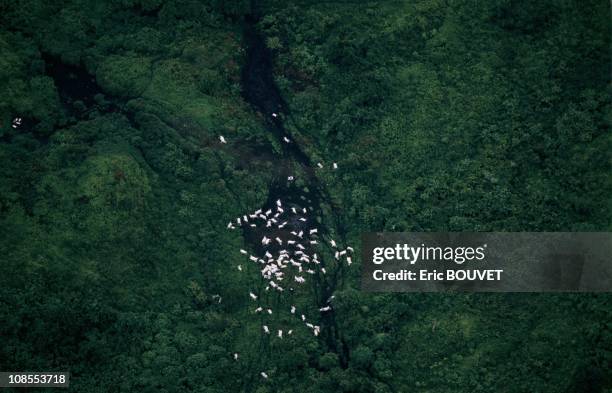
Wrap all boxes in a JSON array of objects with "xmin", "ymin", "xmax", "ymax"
[{"xmin": 222, "ymin": 132, "xmax": 353, "ymax": 380}]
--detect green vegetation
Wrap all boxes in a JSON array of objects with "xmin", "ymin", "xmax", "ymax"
[{"xmin": 0, "ymin": 1, "xmax": 610, "ymax": 392}]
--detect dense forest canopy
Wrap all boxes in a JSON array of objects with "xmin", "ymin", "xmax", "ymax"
[{"xmin": 0, "ymin": 0, "xmax": 610, "ymax": 392}]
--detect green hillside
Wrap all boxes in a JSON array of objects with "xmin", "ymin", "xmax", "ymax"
[{"xmin": 0, "ymin": 1, "xmax": 610, "ymax": 392}]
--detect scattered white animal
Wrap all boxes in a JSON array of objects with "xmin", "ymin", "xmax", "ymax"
[
  {"xmin": 229, "ymin": 186, "xmax": 357, "ymax": 344},
  {"xmin": 283, "ymin": 136, "xmax": 291, "ymax": 143},
  {"xmin": 219, "ymin": 135, "xmax": 227, "ymax": 144}
]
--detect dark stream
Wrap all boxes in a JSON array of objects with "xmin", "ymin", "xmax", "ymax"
[
  {"xmin": 239, "ymin": 2, "xmax": 350, "ymax": 377},
  {"xmin": 42, "ymin": 53, "xmax": 100, "ymax": 109},
  {"xmin": 240, "ymin": 5, "xmax": 346, "ymax": 238}
]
